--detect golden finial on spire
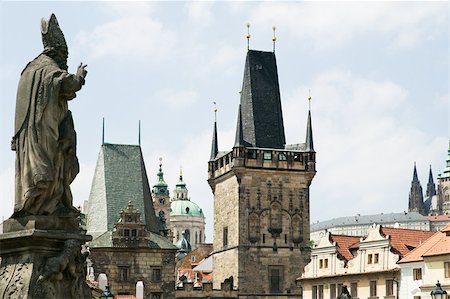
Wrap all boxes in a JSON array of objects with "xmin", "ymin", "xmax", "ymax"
[
  {"xmin": 246, "ymin": 23, "xmax": 251, "ymax": 50},
  {"xmin": 272, "ymin": 26, "xmax": 277, "ymax": 53}
]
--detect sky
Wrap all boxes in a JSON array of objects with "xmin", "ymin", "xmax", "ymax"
[{"xmin": 0, "ymin": 1, "xmax": 448, "ymax": 242}]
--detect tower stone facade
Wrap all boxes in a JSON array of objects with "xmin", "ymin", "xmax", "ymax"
[
  {"xmin": 151, "ymin": 160, "xmax": 172, "ymax": 238},
  {"xmin": 207, "ymin": 50, "xmax": 316, "ymax": 297}
]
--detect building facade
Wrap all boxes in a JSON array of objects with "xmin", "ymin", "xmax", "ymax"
[
  {"xmin": 398, "ymin": 223, "xmax": 450, "ymax": 299},
  {"xmin": 299, "ymin": 224, "xmax": 434, "ymax": 299},
  {"xmin": 88, "ymin": 201, "xmax": 177, "ymax": 298},
  {"xmin": 207, "ymin": 49, "xmax": 316, "ymax": 297},
  {"xmin": 310, "ymin": 212, "xmax": 429, "ymax": 244},
  {"xmin": 151, "ymin": 160, "xmax": 172, "ymax": 238}
]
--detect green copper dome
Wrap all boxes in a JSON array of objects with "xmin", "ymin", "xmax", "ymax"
[{"xmin": 170, "ymin": 200, "xmax": 204, "ymax": 217}]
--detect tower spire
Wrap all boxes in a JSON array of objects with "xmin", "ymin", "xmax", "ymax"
[
  {"xmin": 234, "ymin": 104, "xmax": 245, "ymax": 147},
  {"xmin": 102, "ymin": 117, "xmax": 105, "ymax": 144},
  {"xmin": 210, "ymin": 103, "xmax": 219, "ymax": 161},
  {"xmin": 305, "ymin": 93, "xmax": 314, "ymax": 152},
  {"xmin": 138, "ymin": 120, "xmax": 141, "ymax": 146},
  {"xmin": 426, "ymin": 165, "xmax": 436, "ymax": 197},
  {"xmin": 409, "ymin": 162, "xmax": 424, "ymax": 215}
]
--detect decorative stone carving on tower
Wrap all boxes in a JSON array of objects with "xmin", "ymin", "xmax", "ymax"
[
  {"xmin": 408, "ymin": 163, "xmax": 424, "ymax": 215},
  {"xmin": 0, "ymin": 14, "xmax": 91, "ymax": 299},
  {"xmin": 208, "ymin": 49, "xmax": 316, "ymax": 296}
]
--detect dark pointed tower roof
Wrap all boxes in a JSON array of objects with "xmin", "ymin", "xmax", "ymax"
[
  {"xmin": 87, "ymin": 143, "xmax": 160, "ymax": 238},
  {"xmin": 239, "ymin": 50, "xmax": 286, "ymax": 149},
  {"xmin": 210, "ymin": 121, "xmax": 218, "ymax": 161},
  {"xmin": 409, "ymin": 162, "xmax": 424, "ymax": 215},
  {"xmin": 426, "ymin": 165, "xmax": 436, "ymax": 197},
  {"xmin": 305, "ymin": 109, "xmax": 314, "ymax": 152}
]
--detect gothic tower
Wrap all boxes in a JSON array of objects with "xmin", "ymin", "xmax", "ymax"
[
  {"xmin": 207, "ymin": 50, "xmax": 316, "ymax": 296},
  {"xmin": 408, "ymin": 163, "xmax": 424, "ymax": 215},
  {"xmin": 426, "ymin": 166, "xmax": 436, "ymax": 198}
]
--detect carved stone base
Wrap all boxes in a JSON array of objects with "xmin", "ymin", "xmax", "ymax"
[{"xmin": 0, "ymin": 227, "xmax": 92, "ymax": 299}]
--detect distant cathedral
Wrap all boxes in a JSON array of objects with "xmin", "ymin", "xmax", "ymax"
[
  {"xmin": 408, "ymin": 141, "xmax": 450, "ymax": 215},
  {"xmin": 207, "ymin": 48, "xmax": 316, "ymax": 297}
]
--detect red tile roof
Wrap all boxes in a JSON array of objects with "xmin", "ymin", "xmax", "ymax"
[
  {"xmin": 380, "ymin": 227, "xmax": 434, "ymax": 257},
  {"xmin": 330, "ymin": 234, "xmax": 360, "ymax": 261},
  {"xmin": 399, "ymin": 223, "xmax": 450, "ymax": 263},
  {"xmin": 427, "ymin": 215, "xmax": 450, "ymax": 221}
]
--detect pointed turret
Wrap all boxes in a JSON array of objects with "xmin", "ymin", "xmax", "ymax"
[
  {"xmin": 239, "ymin": 50, "xmax": 286, "ymax": 149},
  {"xmin": 234, "ymin": 104, "xmax": 245, "ymax": 147},
  {"xmin": 409, "ymin": 162, "xmax": 424, "ymax": 215},
  {"xmin": 210, "ymin": 121, "xmax": 218, "ymax": 161},
  {"xmin": 426, "ymin": 165, "xmax": 436, "ymax": 197},
  {"xmin": 305, "ymin": 109, "xmax": 314, "ymax": 152}
]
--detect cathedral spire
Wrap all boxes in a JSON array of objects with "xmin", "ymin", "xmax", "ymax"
[
  {"xmin": 426, "ymin": 165, "xmax": 436, "ymax": 197},
  {"xmin": 209, "ymin": 112, "xmax": 219, "ymax": 161},
  {"xmin": 305, "ymin": 94, "xmax": 314, "ymax": 152},
  {"xmin": 409, "ymin": 162, "xmax": 424, "ymax": 215}
]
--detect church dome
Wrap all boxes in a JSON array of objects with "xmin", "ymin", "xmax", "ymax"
[{"xmin": 170, "ymin": 200, "xmax": 204, "ymax": 217}]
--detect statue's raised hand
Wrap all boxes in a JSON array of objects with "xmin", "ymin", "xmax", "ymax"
[{"xmin": 76, "ymin": 63, "xmax": 88, "ymax": 79}]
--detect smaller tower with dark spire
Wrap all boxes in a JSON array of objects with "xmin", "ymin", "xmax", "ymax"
[
  {"xmin": 408, "ymin": 163, "xmax": 424, "ymax": 215},
  {"xmin": 151, "ymin": 158, "xmax": 171, "ymax": 239}
]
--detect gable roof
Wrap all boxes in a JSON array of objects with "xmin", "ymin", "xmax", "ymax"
[
  {"xmin": 380, "ymin": 227, "xmax": 434, "ymax": 258},
  {"xmin": 399, "ymin": 223, "xmax": 450, "ymax": 263},
  {"xmin": 330, "ymin": 234, "xmax": 360, "ymax": 261}
]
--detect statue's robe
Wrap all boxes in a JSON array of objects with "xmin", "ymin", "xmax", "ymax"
[{"xmin": 12, "ymin": 54, "xmax": 83, "ymax": 216}]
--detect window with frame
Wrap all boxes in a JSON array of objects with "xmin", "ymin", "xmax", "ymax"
[
  {"xmin": 413, "ymin": 296, "xmax": 421, "ymax": 299},
  {"xmin": 278, "ymin": 153, "xmax": 287, "ymax": 161},
  {"xmin": 413, "ymin": 268, "xmax": 422, "ymax": 280},
  {"xmin": 124, "ymin": 229, "xmax": 130, "ymax": 237},
  {"xmin": 329, "ymin": 283, "xmax": 336, "ymax": 299},
  {"xmin": 318, "ymin": 285, "xmax": 324, "ymax": 299},
  {"xmin": 319, "ymin": 259, "xmax": 323, "ymax": 269},
  {"xmin": 247, "ymin": 149, "xmax": 257, "ymax": 159},
  {"xmin": 367, "ymin": 253, "xmax": 373, "ymax": 264},
  {"xmin": 324, "ymin": 259, "xmax": 329, "ymax": 268},
  {"xmin": 152, "ymin": 268, "xmax": 162, "ymax": 282},
  {"xmin": 118, "ymin": 266, "xmax": 129, "ymax": 281},
  {"xmin": 263, "ymin": 151, "xmax": 272, "ymax": 160},
  {"xmin": 445, "ymin": 262, "xmax": 450, "ymax": 278},
  {"xmin": 131, "ymin": 229, "xmax": 137, "ymax": 237},
  {"xmin": 269, "ymin": 266, "xmax": 283, "ymax": 294},
  {"xmin": 370, "ymin": 280, "xmax": 377, "ymax": 297},
  {"xmin": 191, "ymin": 256, "xmax": 196, "ymax": 263},
  {"xmin": 374, "ymin": 253, "xmax": 379, "ymax": 263},
  {"xmin": 312, "ymin": 285, "xmax": 318, "ymax": 299},
  {"xmin": 350, "ymin": 282, "xmax": 358, "ymax": 297},
  {"xmin": 151, "ymin": 293, "xmax": 162, "ymax": 299},
  {"xmin": 386, "ymin": 279, "xmax": 394, "ymax": 296}
]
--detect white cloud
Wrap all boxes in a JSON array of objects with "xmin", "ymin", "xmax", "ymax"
[
  {"xmin": 250, "ymin": 2, "xmax": 447, "ymax": 50},
  {"xmin": 185, "ymin": 1, "xmax": 214, "ymax": 23},
  {"xmin": 0, "ymin": 167, "xmax": 14, "ymax": 221},
  {"xmin": 282, "ymin": 70, "xmax": 447, "ymax": 222},
  {"xmin": 72, "ymin": 162, "xmax": 96, "ymax": 212},
  {"xmin": 75, "ymin": 15, "xmax": 176, "ymax": 62},
  {"xmin": 156, "ymin": 89, "xmax": 198, "ymax": 109}
]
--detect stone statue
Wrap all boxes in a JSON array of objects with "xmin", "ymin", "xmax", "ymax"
[{"xmin": 11, "ymin": 13, "xmax": 87, "ymax": 217}]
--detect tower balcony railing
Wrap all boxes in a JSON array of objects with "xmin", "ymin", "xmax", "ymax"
[{"xmin": 208, "ymin": 146, "xmax": 315, "ymax": 179}]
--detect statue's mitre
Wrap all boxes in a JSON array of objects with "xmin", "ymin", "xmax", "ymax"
[{"xmin": 41, "ymin": 13, "xmax": 67, "ymax": 50}]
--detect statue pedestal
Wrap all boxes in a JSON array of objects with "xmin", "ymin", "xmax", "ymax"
[{"xmin": 0, "ymin": 217, "xmax": 92, "ymax": 299}]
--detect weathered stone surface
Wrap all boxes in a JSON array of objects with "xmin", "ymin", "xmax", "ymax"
[{"xmin": 0, "ymin": 230, "xmax": 92, "ymax": 299}]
